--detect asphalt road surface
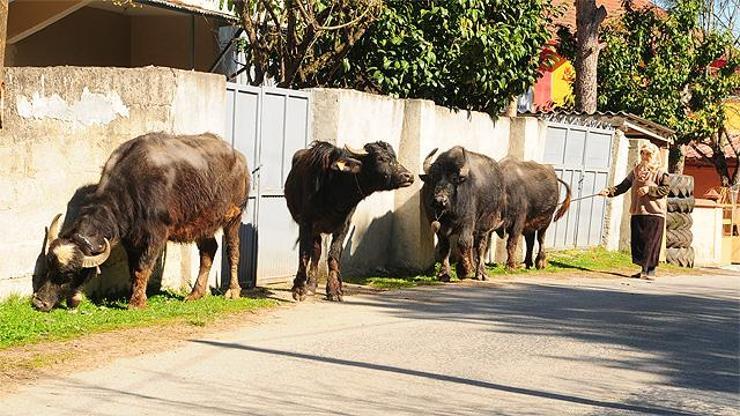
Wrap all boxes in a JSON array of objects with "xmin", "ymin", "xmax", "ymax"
[{"xmin": 1, "ymin": 274, "xmax": 738, "ymax": 415}]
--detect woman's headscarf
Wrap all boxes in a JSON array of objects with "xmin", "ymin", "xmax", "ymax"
[{"xmin": 635, "ymin": 142, "xmax": 661, "ymax": 182}]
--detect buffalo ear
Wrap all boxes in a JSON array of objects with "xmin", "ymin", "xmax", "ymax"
[
  {"xmin": 419, "ymin": 174, "xmax": 429, "ymax": 182},
  {"xmin": 331, "ymin": 157, "xmax": 362, "ymax": 173}
]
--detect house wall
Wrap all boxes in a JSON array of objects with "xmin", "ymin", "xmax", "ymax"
[
  {"xmin": 684, "ymin": 162, "xmax": 738, "ymax": 198},
  {"xmin": 0, "ymin": 66, "xmax": 226, "ymax": 299},
  {"xmin": 6, "ymin": 7, "xmax": 131, "ymax": 67},
  {"xmin": 6, "ymin": 5, "xmax": 221, "ymax": 72}
]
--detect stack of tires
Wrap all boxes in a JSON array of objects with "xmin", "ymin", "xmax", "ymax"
[{"xmin": 665, "ymin": 174, "xmax": 695, "ymax": 267}]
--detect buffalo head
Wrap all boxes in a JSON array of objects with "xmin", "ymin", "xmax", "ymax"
[
  {"xmin": 419, "ymin": 146, "xmax": 470, "ymax": 214},
  {"xmin": 32, "ymin": 214, "xmax": 111, "ymax": 312},
  {"xmin": 336, "ymin": 141, "xmax": 414, "ymax": 191}
]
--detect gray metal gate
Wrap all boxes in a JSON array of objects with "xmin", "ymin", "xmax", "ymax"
[
  {"xmin": 542, "ymin": 122, "xmax": 614, "ymax": 248},
  {"xmin": 223, "ymin": 83, "xmax": 310, "ymax": 286}
]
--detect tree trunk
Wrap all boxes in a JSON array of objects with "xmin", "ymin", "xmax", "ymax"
[
  {"xmin": 504, "ymin": 97, "xmax": 518, "ymax": 117},
  {"xmin": 574, "ymin": 0, "xmax": 607, "ymax": 114},
  {"xmin": 0, "ymin": 0, "xmax": 8, "ymax": 128},
  {"xmin": 668, "ymin": 146, "xmax": 685, "ymax": 174}
]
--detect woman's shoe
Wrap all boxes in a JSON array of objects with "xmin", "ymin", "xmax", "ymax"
[{"xmin": 630, "ymin": 272, "xmax": 643, "ymax": 279}]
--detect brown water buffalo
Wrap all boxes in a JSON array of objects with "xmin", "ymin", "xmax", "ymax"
[
  {"xmin": 284, "ymin": 141, "xmax": 414, "ymax": 301},
  {"xmin": 32, "ymin": 132, "xmax": 250, "ymax": 311},
  {"xmin": 495, "ymin": 157, "xmax": 571, "ymax": 270}
]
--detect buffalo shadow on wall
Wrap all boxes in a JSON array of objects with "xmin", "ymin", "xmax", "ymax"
[
  {"xmin": 340, "ymin": 192, "xmax": 437, "ymax": 278},
  {"xmin": 32, "ymin": 184, "xmax": 164, "ymax": 302}
]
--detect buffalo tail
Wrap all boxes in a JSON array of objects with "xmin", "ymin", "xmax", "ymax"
[{"xmin": 554, "ymin": 178, "xmax": 571, "ymax": 222}]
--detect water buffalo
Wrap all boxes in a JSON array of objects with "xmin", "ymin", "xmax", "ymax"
[
  {"xmin": 495, "ymin": 157, "xmax": 571, "ymax": 270},
  {"xmin": 420, "ymin": 146, "xmax": 506, "ymax": 281},
  {"xmin": 285, "ymin": 141, "xmax": 414, "ymax": 301},
  {"xmin": 32, "ymin": 132, "xmax": 250, "ymax": 311}
]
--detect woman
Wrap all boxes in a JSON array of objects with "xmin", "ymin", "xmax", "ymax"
[{"xmin": 599, "ymin": 142, "xmax": 669, "ymax": 280}]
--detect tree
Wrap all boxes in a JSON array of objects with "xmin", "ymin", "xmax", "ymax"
[
  {"xmin": 562, "ymin": 0, "xmax": 740, "ymax": 185},
  {"xmin": 573, "ymin": 0, "xmax": 607, "ymax": 113},
  {"xmin": 336, "ymin": 0, "xmax": 555, "ymax": 114},
  {"xmin": 224, "ymin": 0, "xmax": 382, "ymax": 87}
]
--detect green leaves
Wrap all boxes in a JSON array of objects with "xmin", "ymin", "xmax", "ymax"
[{"xmin": 337, "ymin": 0, "xmax": 552, "ymax": 114}]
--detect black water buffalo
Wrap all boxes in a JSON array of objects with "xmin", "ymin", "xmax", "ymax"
[
  {"xmin": 32, "ymin": 132, "xmax": 250, "ymax": 311},
  {"xmin": 420, "ymin": 146, "xmax": 506, "ymax": 281},
  {"xmin": 285, "ymin": 141, "xmax": 414, "ymax": 301},
  {"xmin": 495, "ymin": 157, "xmax": 571, "ymax": 270}
]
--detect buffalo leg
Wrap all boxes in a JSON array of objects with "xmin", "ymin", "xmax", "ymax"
[
  {"xmin": 523, "ymin": 231, "xmax": 536, "ymax": 269},
  {"xmin": 535, "ymin": 227, "xmax": 549, "ymax": 270},
  {"xmin": 126, "ymin": 239, "xmax": 166, "ymax": 309},
  {"xmin": 306, "ymin": 234, "xmax": 322, "ymax": 295},
  {"xmin": 436, "ymin": 232, "xmax": 453, "ymax": 282},
  {"xmin": 506, "ymin": 221, "xmax": 525, "ymax": 271},
  {"xmin": 456, "ymin": 228, "xmax": 475, "ymax": 279},
  {"xmin": 185, "ymin": 237, "xmax": 218, "ymax": 301},
  {"xmin": 326, "ymin": 216, "xmax": 352, "ymax": 302},
  {"xmin": 291, "ymin": 224, "xmax": 312, "ymax": 301},
  {"xmin": 474, "ymin": 232, "xmax": 489, "ymax": 281},
  {"xmin": 223, "ymin": 219, "xmax": 242, "ymax": 299}
]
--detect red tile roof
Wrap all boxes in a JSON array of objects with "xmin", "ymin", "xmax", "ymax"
[{"xmin": 683, "ymin": 135, "xmax": 740, "ymax": 160}]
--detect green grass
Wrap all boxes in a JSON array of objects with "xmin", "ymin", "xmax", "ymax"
[
  {"xmin": 346, "ymin": 247, "xmax": 659, "ymax": 289},
  {"xmin": 0, "ymin": 292, "xmax": 277, "ymax": 350}
]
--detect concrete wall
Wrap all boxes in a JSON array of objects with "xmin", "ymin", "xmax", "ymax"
[
  {"xmin": 0, "ymin": 66, "xmax": 226, "ymax": 299},
  {"xmin": 692, "ymin": 200, "xmax": 725, "ymax": 267},
  {"xmin": 309, "ymin": 89, "xmax": 511, "ymax": 276}
]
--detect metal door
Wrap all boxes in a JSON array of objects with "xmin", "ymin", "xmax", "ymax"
[
  {"xmin": 224, "ymin": 83, "xmax": 311, "ymax": 286},
  {"xmin": 542, "ymin": 123, "xmax": 614, "ymax": 248}
]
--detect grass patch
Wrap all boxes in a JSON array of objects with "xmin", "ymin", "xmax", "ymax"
[
  {"xmin": 346, "ymin": 247, "xmax": 682, "ymax": 289},
  {"xmin": 346, "ymin": 275, "xmax": 442, "ymax": 290},
  {"xmin": 0, "ymin": 292, "xmax": 276, "ymax": 350}
]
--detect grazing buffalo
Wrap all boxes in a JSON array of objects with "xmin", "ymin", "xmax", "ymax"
[
  {"xmin": 285, "ymin": 141, "xmax": 414, "ymax": 301},
  {"xmin": 420, "ymin": 146, "xmax": 506, "ymax": 281},
  {"xmin": 32, "ymin": 132, "xmax": 250, "ymax": 311},
  {"xmin": 495, "ymin": 157, "xmax": 571, "ymax": 270}
]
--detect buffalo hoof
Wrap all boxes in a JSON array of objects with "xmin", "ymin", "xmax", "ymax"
[
  {"xmin": 224, "ymin": 288, "xmax": 241, "ymax": 300},
  {"xmin": 306, "ymin": 280, "xmax": 318, "ymax": 296},
  {"xmin": 292, "ymin": 286, "xmax": 308, "ymax": 302},
  {"xmin": 326, "ymin": 292, "xmax": 344, "ymax": 302},
  {"xmin": 66, "ymin": 291, "xmax": 83, "ymax": 309},
  {"xmin": 437, "ymin": 272, "xmax": 452, "ymax": 283},
  {"xmin": 184, "ymin": 290, "xmax": 206, "ymax": 302},
  {"xmin": 128, "ymin": 299, "xmax": 148, "ymax": 310}
]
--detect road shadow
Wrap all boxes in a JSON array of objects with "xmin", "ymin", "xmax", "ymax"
[
  {"xmin": 341, "ymin": 281, "xmax": 739, "ymax": 396},
  {"xmin": 192, "ymin": 340, "xmax": 698, "ymax": 416}
]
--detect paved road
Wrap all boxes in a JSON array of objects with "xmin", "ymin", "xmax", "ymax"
[{"xmin": 2, "ymin": 274, "xmax": 738, "ymax": 415}]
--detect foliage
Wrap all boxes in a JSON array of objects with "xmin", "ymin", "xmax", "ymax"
[
  {"xmin": 560, "ymin": 0, "xmax": 740, "ymax": 183},
  {"xmin": 0, "ymin": 292, "xmax": 276, "ymax": 349},
  {"xmin": 335, "ymin": 0, "xmax": 555, "ymax": 114},
  {"xmin": 222, "ymin": 0, "xmax": 382, "ymax": 87}
]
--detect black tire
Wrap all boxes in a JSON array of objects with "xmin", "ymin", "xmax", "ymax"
[
  {"xmin": 667, "ymin": 174, "xmax": 694, "ymax": 198},
  {"xmin": 666, "ymin": 212, "xmax": 693, "ymax": 230},
  {"xmin": 667, "ymin": 196, "xmax": 695, "ymax": 213},
  {"xmin": 666, "ymin": 229, "xmax": 693, "ymax": 248},
  {"xmin": 666, "ymin": 247, "xmax": 695, "ymax": 268}
]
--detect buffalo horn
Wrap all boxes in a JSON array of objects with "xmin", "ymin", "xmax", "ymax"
[
  {"xmin": 80, "ymin": 238, "xmax": 111, "ymax": 269},
  {"xmin": 344, "ymin": 144, "xmax": 368, "ymax": 156},
  {"xmin": 459, "ymin": 148, "xmax": 470, "ymax": 178},
  {"xmin": 423, "ymin": 148, "xmax": 438, "ymax": 174},
  {"xmin": 44, "ymin": 213, "xmax": 63, "ymax": 254}
]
